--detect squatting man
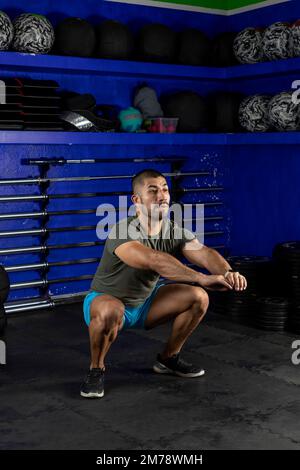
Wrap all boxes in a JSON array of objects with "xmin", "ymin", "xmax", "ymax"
[{"xmin": 81, "ymin": 169, "xmax": 247, "ymax": 398}]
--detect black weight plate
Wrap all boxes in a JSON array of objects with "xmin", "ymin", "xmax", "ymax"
[
  {"xmin": 288, "ymin": 319, "xmax": 300, "ymax": 326},
  {"xmin": 255, "ymin": 319, "xmax": 287, "ymax": 326},
  {"xmin": 256, "ymin": 297, "xmax": 289, "ymax": 305},
  {"xmin": 255, "ymin": 315, "xmax": 288, "ymax": 322},
  {"xmin": 258, "ymin": 312, "xmax": 289, "ymax": 317},
  {"xmin": 24, "ymin": 124, "xmax": 65, "ymax": 131},
  {"xmin": 287, "ymin": 327, "xmax": 300, "ymax": 334},
  {"xmin": 0, "ymin": 123, "xmax": 23, "ymax": 129},
  {"xmin": 254, "ymin": 324, "xmax": 286, "ymax": 331}
]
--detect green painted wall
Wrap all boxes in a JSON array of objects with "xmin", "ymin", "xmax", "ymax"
[
  {"xmin": 108, "ymin": 1, "xmax": 288, "ymax": 12},
  {"xmin": 153, "ymin": 0, "xmax": 270, "ymax": 10}
]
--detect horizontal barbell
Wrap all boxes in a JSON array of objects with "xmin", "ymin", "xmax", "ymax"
[
  {"xmin": 23, "ymin": 157, "xmax": 186, "ymax": 165},
  {"xmin": 5, "ymin": 257, "xmax": 101, "ymax": 272},
  {"xmin": 0, "ymin": 171, "xmax": 210, "ymax": 185},
  {"xmin": 10, "ymin": 274, "xmax": 94, "ymax": 290},
  {"xmin": 0, "ymin": 224, "xmax": 225, "ymax": 238},
  {"xmin": 0, "ymin": 189, "xmax": 224, "ymax": 203},
  {"xmin": 0, "ymin": 241, "xmax": 104, "ymax": 255}
]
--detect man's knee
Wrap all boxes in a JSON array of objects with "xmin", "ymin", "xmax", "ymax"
[
  {"xmin": 91, "ymin": 299, "xmax": 125, "ymax": 333},
  {"xmin": 190, "ymin": 287, "xmax": 209, "ymax": 316}
]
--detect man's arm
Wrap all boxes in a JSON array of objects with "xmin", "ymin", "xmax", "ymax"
[
  {"xmin": 182, "ymin": 239, "xmax": 247, "ymax": 291},
  {"xmin": 115, "ymin": 241, "xmax": 233, "ymax": 290},
  {"xmin": 181, "ymin": 238, "xmax": 231, "ymax": 275}
]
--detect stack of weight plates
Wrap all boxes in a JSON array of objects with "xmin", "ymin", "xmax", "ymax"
[
  {"xmin": 211, "ymin": 256, "xmax": 272, "ymax": 323},
  {"xmin": 209, "ymin": 255, "xmax": 273, "ymax": 324},
  {"xmin": 273, "ymin": 241, "xmax": 300, "ymax": 333},
  {"xmin": 228, "ymin": 255, "xmax": 274, "ymax": 295},
  {"xmin": 0, "ymin": 77, "xmax": 65, "ymax": 130},
  {"xmin": 209, "ymin": 289, "xmax": 257, "ymax": 324},
  {"xmin": 0, "ymin": 79, "xmax": 23, "ymax": 129},
  {"xmin": 289, "ymin": 304, "xmax": 300, "ymax": 334},
  {"xmin": 254, "ymin": 297, "xmax": 289, "ymax": 331},
  {"xmin": 273, "ymin": 241, "xmax": 300, "ymax": 296}
]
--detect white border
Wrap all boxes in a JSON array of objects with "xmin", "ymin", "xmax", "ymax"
[{"xmin": 105, "ymin": 0, "xmax": 290, "ymax": 16}]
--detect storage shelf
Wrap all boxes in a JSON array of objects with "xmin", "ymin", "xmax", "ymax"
[
  {"xmin": 0, "ymin": 131, "xmax": 300, "ymax": 145},
  {"xmin": 1, "ymin": 51, "xmax": 300, "ymax": 82},
  {"xmin": 0, "ymin": 51, "xmax": 225, "ymax": 81},
  {"xmin": 227, "ymin": 57, "xmax": 300, "ymax": 80},
  {"xmin": 227, "ymin": 132, "xmax": 300, "ymax": 145},
  {"xmin": 0, "ymin": 131, "xmax": 227, "ymax": 145}
]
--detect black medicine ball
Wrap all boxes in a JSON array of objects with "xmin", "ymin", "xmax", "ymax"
[
  {"xmin": 178, "ymin": 29, "xmax": 210, "ymax": 66},
  {"xmin": 211, "ymin": 32, "xmax": 237, "ymax": 66},
  {"xmin": 95, "ymin": 20, "xmax": 133, "ymax": 59},
  {"xmin": 55, "ymin": 17, "xmax": 96, "ymax": 57},
  {"xmin": 64, "ymin": 93, "xmax": 96, "ymax": 111},
  {"xmin": 207, "ymin": 92, "xmax": 244, "ymax": 132},
  {"xmin": 0, "ymin": 304, "xmax": 7, "ymax": 336},
  {"xmin": 0, "ymin": 265, "xmax": 10, "ymax": 304},
  {"xmin": 162, "ymin": 91, "xmax": 207, "ymax": 132},
  {"xmin": 138, "ymin": 23, "xmax": 176, "ymax": 63}
]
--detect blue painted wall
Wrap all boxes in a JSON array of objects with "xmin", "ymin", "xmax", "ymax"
[
  {"xmin": 226, "ymin": 0, "xmax": 300, "ymax": 256},
  {"xmin": 0, "ymin": 141, "xmax": 227, "ymax": 301},
  {"xmin": 228, "ymin": 0, "xmax": 297, "ymax": 31}
]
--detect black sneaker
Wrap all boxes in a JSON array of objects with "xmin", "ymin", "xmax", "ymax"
[
  {"xmin": 80, "ymin": 368, "xmax": 105, "ymax": 398},
  {"xmin": 153, "ymin": 353, "xmax": 205, "ymax": 378}
]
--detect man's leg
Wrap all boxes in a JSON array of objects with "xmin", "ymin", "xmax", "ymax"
[
  {"xmin": 81, "ymin": 294, "xmax": 125, "ymax": 398},
  {"xmin": 89, "ymin": 294, "xmax": 125, "ymax": 370},
  {"xmin": 144, "ymin": 284, "xmax": 209, "ymax": 359}
]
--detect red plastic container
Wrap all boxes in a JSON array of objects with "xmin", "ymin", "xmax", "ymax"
[{"xmin": 145, "ymin": 117, "xmax": 179, "ymax": 133}]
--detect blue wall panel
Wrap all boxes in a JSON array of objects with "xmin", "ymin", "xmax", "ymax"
[
  {"xmin": 227, "ymin": 144, "xmax": 300, "ymax": 256},
  {"xmin": 228, "ymin": 0, "xmax": 299, "ymax": 31},
  {"xmin": 225, "ymin": 0, "xmax": 300, "ymax": 256},
  {"xmin": 1, "ymin": 142, "xmax": 227, "ymax": 303}
]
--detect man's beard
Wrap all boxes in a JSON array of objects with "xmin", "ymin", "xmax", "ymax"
[{"xmin": 138, "ymin": 201, "xmax": 169, "ymax": 221}]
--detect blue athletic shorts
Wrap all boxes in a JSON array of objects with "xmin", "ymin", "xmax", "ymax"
[{"xmin": 83, "ymin": 283, "xmax": 165, "ymax": 331}]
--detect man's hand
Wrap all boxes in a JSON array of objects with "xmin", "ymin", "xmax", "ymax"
[
  {"xmin": 224, "ymin": 271, "xmax": 247, "ymax": 291},
  {"xmin": 199, "ymin": 274, "xmax": 234, "ymax": 291}
]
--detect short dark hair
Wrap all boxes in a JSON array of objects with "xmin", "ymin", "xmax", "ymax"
[{"xmin": 132, "ymin": 169, "xmax": 166, "ymax": 194}]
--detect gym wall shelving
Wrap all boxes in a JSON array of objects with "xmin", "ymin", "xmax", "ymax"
[
  {"xmin": 2, "ymin": 49, "xmax": 300, "ymax": 147},
  {"xmin": 2, "ymin": 130, "xmax": 300, "ymax": 145},
  {"xmin": 2, "ymin": 49, "xmax": 300, "ymax": 80},
  {"xmin": 1, "ymin": 0, "xmax": 300, "ymax": 312}
]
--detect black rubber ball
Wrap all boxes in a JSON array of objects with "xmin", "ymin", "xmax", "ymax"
[
  {"xmin": 162, "ymin": 91, "xmax": 207, "ymax": 133},
  {"xmin": 0, "ymin": 265, "xmax": 10, "ymax": 304},
  {"xmin": 211, "ymin": 32, "xmax": 238, "ymax": 66},
  {"xmin": 207, "ymin": 92, "xmax": 244, "ymax": 132},
  {"xmin": 138, "ymin": 23, "xmax": 176, "ymax": 63},
  {"xmin": 95, "ymin": 20, "xmax": 133, "ymax": 59},
  {"xmin": 55, "ymin": 17, "xmax": 96, "ymax": 57},
  {"xmin": 177, "ymin": 29, "xmax": 210, "ymax": 66}
]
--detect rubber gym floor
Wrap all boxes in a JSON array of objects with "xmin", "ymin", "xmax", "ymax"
[{"xmin": 0, "ymin": 303, "xmax": 299, "ymax": 450}]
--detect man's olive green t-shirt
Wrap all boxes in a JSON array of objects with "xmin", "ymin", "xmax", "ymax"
[{"xmin": 90, "ymin": 215, "xmax": 196, "ymax": 306}]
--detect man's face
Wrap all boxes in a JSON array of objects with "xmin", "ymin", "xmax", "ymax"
[{"xmin": 133, "ymin": 176, "xmax": 170, "ymax": 219}]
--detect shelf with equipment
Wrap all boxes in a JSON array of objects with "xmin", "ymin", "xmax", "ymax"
[
  {"xmin": 1, "ymin": 51, "xmax": 300, "ymax": 82},
  {"xmin": 1, "ymin": 131, "xmax": 300, "ymax": 145},
  {"xmin": 0, "ymin": 131, "xmax": 228, "ymax": 145},
  {"xmin": 227, "ymin": 57, "xmax": 300, "ymax": 80},
  {"xmin": 0, "ymin": 51, "xmax": 226, "ymax": 81}
]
